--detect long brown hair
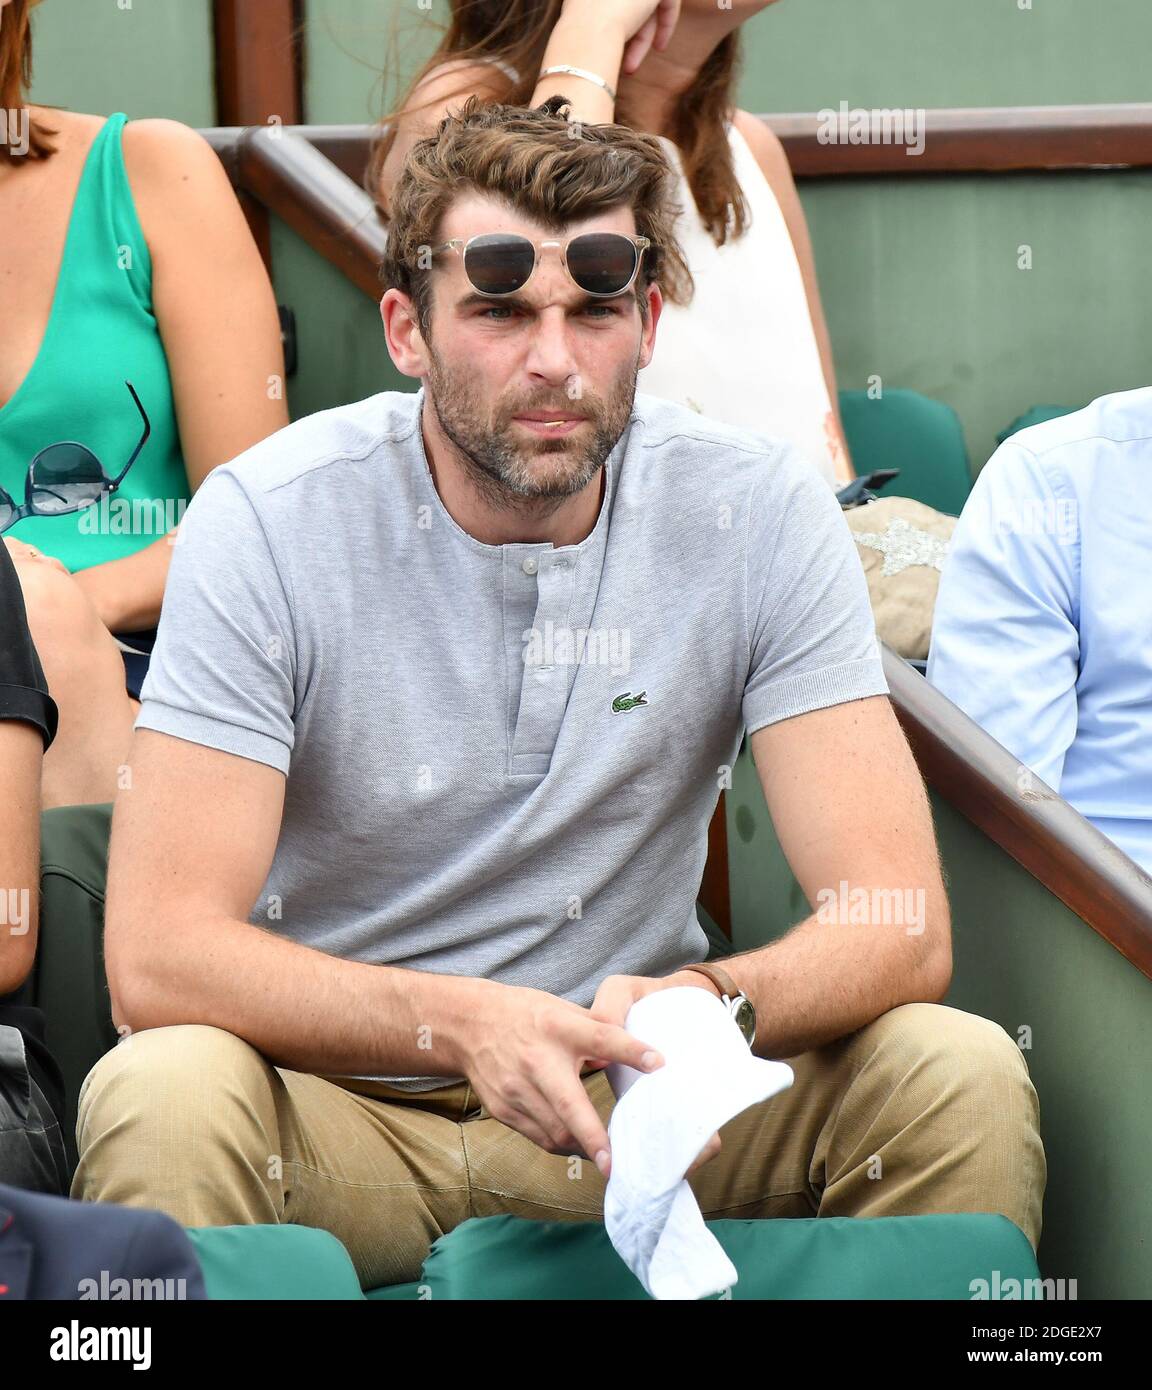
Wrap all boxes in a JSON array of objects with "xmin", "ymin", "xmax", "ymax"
[
  {"xmin": 380, "ymin": 94, "xmax": 691, "ymax": 339},
  {"xmin": 1, "ymin": 0, "xmax": 56, "ymax": 161},
  {"xmin": 369, "ymin": 0, "xmax": 750, "ymax": 307}
]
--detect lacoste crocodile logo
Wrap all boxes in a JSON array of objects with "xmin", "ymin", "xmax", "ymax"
[{"xmin": 611, "ymin": 690, "xmax": 648, "ymax": 713}]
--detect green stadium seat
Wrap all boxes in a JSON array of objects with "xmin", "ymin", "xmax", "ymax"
[
  {"xmin": 839, "ymin": 388, "xmax": 973, "ymax": 515},
  {"xmin": 186, "ymin": 1211, "xmax": 1040, "ymax": 1300},
  {"xmin": 995, "ymin": 404, "xmax": 1080, "ymax": 446}
]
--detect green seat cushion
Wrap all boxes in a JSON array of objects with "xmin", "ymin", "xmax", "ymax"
[
  {"xmin": 186, "ymin": 1225, "xmax": 365, "ymax": 1300},
  {"xmin": 839, "ymin": 388, "xmax": 973, "ymax": 515},
  {"xmin": 419, "ymin": 1212, "xmax": 1038, "ymax": 1300},
  {"xmin": 995, "ymin": 403, "xmax": 1080, "ymax": 446}
]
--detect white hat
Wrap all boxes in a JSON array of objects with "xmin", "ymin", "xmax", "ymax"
[{"xmin": 604, "ymin": 987, "xmax": 794, "ymax": 1299}]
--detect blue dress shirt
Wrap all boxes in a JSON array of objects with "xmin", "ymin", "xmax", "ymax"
[{"xmin": 927, "ymin": 387, "xmax": 1152, "ymax": 876}]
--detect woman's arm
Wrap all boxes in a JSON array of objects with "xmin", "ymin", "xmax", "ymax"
[
  {"xmin": 733, "ymin": 111, "xmax": 854, "ymax": 482},
  {"xmin": 73, "ymin": 119, "xmax": 288, "ymax": 632}
]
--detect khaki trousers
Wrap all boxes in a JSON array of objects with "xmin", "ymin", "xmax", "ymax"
[{"xmin": 72, "ymin": 1002, "xmax": 1044, "ymax": 1290}]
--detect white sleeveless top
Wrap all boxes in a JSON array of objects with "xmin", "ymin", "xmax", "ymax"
[{"xmin": 642, "ymin": 123, "xmax": 840, "ymax": 486}]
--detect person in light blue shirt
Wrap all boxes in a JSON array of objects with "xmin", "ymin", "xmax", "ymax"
[{"xmin": 927, "ymin": 386, "xmax": 1152, "ymax": 876}]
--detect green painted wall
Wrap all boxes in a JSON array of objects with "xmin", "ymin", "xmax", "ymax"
[
  {"xmin": 806, "ymin": 171, "xmax": 1152, "ymax": 471},
  {"xmin": 746, "ymin": 0, "xmax": 1152, "ymax": 111},
  {"xmin": 26, "ymin": 0, "xmax": 215, "ymax": 126}
]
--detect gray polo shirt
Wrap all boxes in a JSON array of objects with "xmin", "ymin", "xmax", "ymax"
[{"xmin": 137, "ymin": 385, "xmax": 887, "ymax": 1088}]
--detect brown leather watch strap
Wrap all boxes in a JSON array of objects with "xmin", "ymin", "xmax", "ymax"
[{"xmin": 680, "ymin": 962, "xmax": 741, "ymax": 1000}]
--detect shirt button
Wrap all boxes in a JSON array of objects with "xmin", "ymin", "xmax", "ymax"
[{"xmin": 521, "ymin": 556, "xmax": 538, "ymax": 576}]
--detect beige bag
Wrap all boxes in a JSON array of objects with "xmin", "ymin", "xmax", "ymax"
[{"xmin": 844, "ymin": 497, "xmax": 956, "ymax": 660}]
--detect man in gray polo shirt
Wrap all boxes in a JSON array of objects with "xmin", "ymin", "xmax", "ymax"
[{"xmin": 73, "ymin": 98, "xmax": 1043, "ymax": 1288}]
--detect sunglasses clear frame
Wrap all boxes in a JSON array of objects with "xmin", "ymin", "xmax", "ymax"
[{"xmin": 427, "ymin": 232, "xmax": 651, "ymax": 299}]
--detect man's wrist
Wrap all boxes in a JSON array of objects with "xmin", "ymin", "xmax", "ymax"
[
  {"xmin": 383, "ymin": 970, "xmax": 495, "ymax": 1077},
  {"xmin": 669, "ymin": 967, "xmax": 724, "ymax": 1000}
]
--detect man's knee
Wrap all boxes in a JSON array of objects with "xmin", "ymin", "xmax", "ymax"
[
  {"xmin": 861, "ymin": 1002, "xmax": 1032, "ymax": 1092},
  {"xmin": 78, "ymin": 1024, "xmax": 275, "ymax": 1147},
  {"xmin": 852, "ymin": 1000, "xmax": 1043, "ymax": 1189},
  {"xmin": 74, "ymin": 1025, "xmax": 285, "ymax": 1223}
]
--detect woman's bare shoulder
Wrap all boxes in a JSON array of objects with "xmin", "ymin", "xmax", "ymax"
[
  {"xmin": 731, "ymin": 108, "xmax": 795, "ymax": 192},
  {"xmin": 120, "ymin": 117, "xmax": 222, "ymax": 173},
  {"xmin": 25, "ymin": 106, "xmax": 105, "ymax": 155},
  {"xmin": 414, "ymin": 57, "xmax": 518, "ymax": 96},
  {"xmin": 731, "ymin": 109, "xmax": 786, "ymax": 163},
  {"xmin": 119, "ymin": 119, "xmax": 234, "ymax": 210},
  {"xmin": 119, "ymin": 119, "xmax": 247, "ymax": 255}
]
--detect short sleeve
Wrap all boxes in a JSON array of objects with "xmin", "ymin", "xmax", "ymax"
[
  {"xmin": 135, "ymin": 466, "xmax": 297, "ymax": 773},
  {"xmin": 0, "ymin": 542, "xmax": 58, "ymax": 749},
  {"xmin": 743, "ymin": 449, "xmax": 888, "ymax": 734}
]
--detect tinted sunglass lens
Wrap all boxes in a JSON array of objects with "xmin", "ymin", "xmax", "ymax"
[
  {"xmin": 464, "ymin": 234, "xmax": 536, "ymax": 295},
  {"xmin": 567, "ymin": 233, "xmax": 638, "ymax": 295},
  {"xmin": 29, "ymin": 444, "xmax": 108, "ymax": 516},
  {"xmin": 0, "ymin": 495, "xmax": 15, "ymax": 533}
]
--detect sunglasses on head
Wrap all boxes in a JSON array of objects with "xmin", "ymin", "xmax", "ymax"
[
  {"xmin": 0, "ymin": 381, "xmax": 150, "ymax": 535},
  {"xmin": 429, "ymin": 231, "xmax": 651, "ymax": 299}
]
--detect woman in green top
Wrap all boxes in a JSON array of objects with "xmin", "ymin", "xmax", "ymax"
[{"xmin": 0, "ymin": 0, "xmax": 288, "ymax": 807}]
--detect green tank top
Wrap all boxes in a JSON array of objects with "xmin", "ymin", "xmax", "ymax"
[{"xmin": 0, "ymin": 112, "xmax": 189, "ymax": 571}]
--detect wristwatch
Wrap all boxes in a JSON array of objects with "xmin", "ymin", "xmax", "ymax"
[{"xmin": 679, "ymin": 963, "xmax": 756, "ymax": 1048}]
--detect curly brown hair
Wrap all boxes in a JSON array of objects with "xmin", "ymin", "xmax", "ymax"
[{"xmin": 380, "ymin": 93, "xmax": 691, "ymax": 341}]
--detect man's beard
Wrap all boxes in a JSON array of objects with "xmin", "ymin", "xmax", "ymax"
[{"xmin": 426, "ymin": 344, "xmax": 639, "ymax": 513}]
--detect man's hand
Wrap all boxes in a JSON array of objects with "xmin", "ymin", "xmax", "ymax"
[
  {"xmin": 462, "ymin": 982, "xmax": 669, "ymax": 1178},
  {"xmin": 588, "ymin": 968, "xmax": 722, "ymax": 1027},
  {"xmin": 587, "ymin": 970, "xmax": 726, "ymax": 1175}
]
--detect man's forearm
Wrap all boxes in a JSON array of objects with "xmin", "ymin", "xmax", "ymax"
[
  {"xmin": 111, "ymin": 911, "xmax": 494, "ymax": 1079},
  {"xmin": 717, "ymin": 896, "xmax": 951, "ymax": 1058}
]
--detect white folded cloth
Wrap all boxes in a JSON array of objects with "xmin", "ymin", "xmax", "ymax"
[{"xmin": 604, "ymin": 986, "xmax": 794, "ymax": 1299}]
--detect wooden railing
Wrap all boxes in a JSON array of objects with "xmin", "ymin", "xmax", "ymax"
[
  {"xmin": 771, "ymin": 103, "xmax": 1152, "ymax": 176},
  {"xmin": 202, "ymin": 127, "xmax": 387, "ymax": 296},
  {"xmin": 200, "ymin": 119, "xmax": 1152, "ymax": 978},
  {"xmin": 243, "ymin": 104, "xmax": 1152, "ymax": 192}
]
